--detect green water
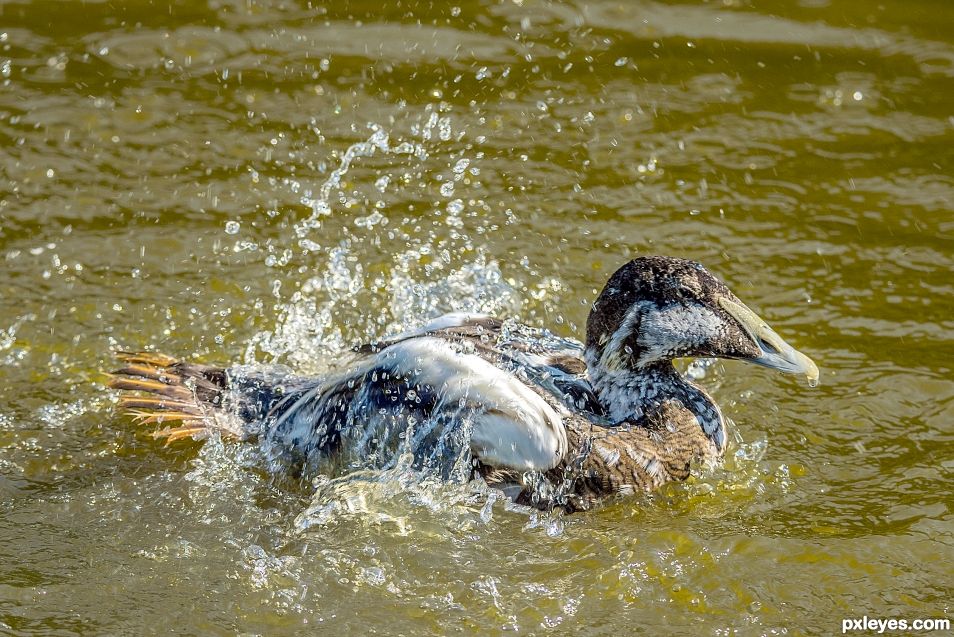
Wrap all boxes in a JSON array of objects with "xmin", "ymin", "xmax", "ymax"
[{"xmin": 1, "ymin": 0, "xmax": 952, "ymax": 634}]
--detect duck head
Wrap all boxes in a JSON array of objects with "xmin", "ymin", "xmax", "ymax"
[{"xmin": 584, "ymin": 256, "xmax": 817, "ymax": 419}]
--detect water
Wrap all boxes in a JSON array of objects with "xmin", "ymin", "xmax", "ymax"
[{"xmin": 1, "ymin": 0, "xmax": 952, "ymax": 634}]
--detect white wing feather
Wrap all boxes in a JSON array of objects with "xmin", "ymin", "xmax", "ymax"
[{"xmin": 381, "ymin": 338, "xmax": 567, "ymax": 471}]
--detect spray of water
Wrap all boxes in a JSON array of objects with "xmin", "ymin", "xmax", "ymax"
[{"xmin": 227, "ymin": 105, "xmax": 551, "ymax": 526}]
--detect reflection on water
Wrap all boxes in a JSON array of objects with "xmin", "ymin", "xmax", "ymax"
[{"xmin": 0, "ymin": 0, "xmax": 952, "ymax": 633}]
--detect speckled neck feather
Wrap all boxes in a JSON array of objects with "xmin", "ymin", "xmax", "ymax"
[{"xmin": 584, "ymin": 350, "xmax": 726, "ymax": 453}]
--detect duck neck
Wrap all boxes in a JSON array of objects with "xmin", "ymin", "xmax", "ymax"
[{"xmin": 584, "ymin": 351, "xmax": 727, "ymax": 453}]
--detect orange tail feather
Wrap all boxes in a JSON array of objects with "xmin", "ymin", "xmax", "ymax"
[{"xmin": 109, "ymin": 351, "xmax": 242, "ymax": 443}]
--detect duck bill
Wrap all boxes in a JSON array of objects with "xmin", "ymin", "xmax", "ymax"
[
  {"xmin": 750, "ymin": 333, "xmax": 819, "ymax": 381},
  {"xmin": 719, "ymin": 298, "xmax": 819, "ymax": 383}
]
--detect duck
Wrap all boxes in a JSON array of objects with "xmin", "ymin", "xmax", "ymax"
[{"xmin": 109, "ymin": 256, "xmax": 817, "ymax": 511}]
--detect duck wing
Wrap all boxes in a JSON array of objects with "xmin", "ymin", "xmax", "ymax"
[
  {"xmin": 357, "ymin": 313, "xmax": 603, "ymax": 416},
  {"xmin": 268, "ymin": 328, "xmax": 571, "ymax": 474}
]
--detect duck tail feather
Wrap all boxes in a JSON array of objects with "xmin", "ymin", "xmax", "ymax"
[{"xmin": 108, "ymin": 351, "xmax": 246, "ymax": 443}]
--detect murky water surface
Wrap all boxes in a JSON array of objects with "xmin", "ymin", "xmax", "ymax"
[{"xmin": 1, "ymin": 0, "xmax": 952, "ymax": 634}]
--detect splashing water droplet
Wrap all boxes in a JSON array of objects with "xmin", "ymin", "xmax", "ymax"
[
  {"xmin": 446, "ymin": 199, "xmax": 464, "ymax": 215},
  {"xmin": 452, "ymin": 158, "xmax": 470, "ymax": 176}
]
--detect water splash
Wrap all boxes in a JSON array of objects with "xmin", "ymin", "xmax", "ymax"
[
  {"xmin": 294, "ymin": 460, "xmax": 500, "ymax": 534},
  {"xmin": 0, "ymin": 314, "xmax": 34, "ymax": 364},
  {"xmin": 245, "ymin": 104, "xmax": 503, "ymax": 373},
  {"xmin": 295, "ymin": 125, "xmax": 394, "ymax": 234},
  {"xmin": 387, "ymin": 253, "xmax": 521, "ymax": 323},
  {"xmin": 292, "ymin": 104, "xmax": 465, "ymax": 241},
  {"xmin": 234, "ymin": 104, "xmax": 542, "ymax": 519}
]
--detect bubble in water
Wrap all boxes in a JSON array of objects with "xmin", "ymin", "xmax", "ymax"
[
  {"xmin": 439, "ymin": 182, "xmax": 455, "ymax": 197},
  {"xmin": 225, "ymin": 221, "xmax": 240, "ymax": 235},
  {"xmin": 686, "ymin": 358, "xmax": 715, "ymax": 380}
]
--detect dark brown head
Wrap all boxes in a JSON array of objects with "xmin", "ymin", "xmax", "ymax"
[{"xmin": 584, "ymin": 256, "xmax": 817, "ymax": 379}]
